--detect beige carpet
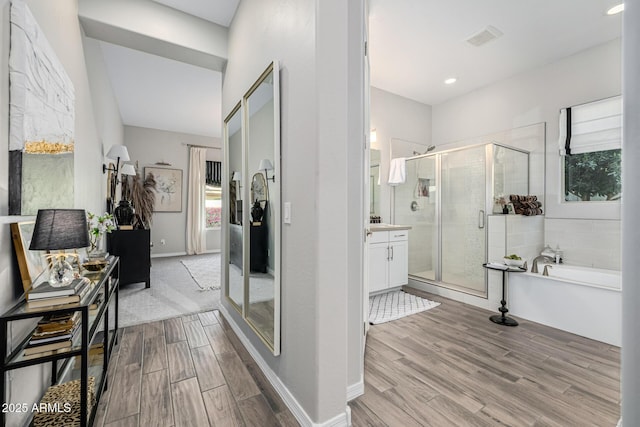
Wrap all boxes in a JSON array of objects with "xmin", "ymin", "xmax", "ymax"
[{"xmin": 118, "ymin": 253, "xmax": 220, "ymax": 327}]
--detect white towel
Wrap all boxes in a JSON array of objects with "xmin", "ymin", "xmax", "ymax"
[{"xmin": 388, "ymin": 158, "xmax": 406, "ymax": 186}]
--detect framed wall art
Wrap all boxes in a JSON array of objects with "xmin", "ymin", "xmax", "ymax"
[
  {"xmin": 10, "ymin": 221, "xmax": 48, "ymax": 293},
  {"xmin": 145, "ymin": 167, "xmax": 183, "ymax": 212},
  {"xmin": 8, "ymin": 1, "xmax": 75, "ymax": 215}
]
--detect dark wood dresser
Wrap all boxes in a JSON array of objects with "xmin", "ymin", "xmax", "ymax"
[{"xmin": 107, "ymin": 229, "xmax": 151, "ymax": 288}]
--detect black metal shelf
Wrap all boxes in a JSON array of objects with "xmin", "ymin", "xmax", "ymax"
[{"xmin": 0, "ymin": 257, "xmax": 120, "ymax": 427}]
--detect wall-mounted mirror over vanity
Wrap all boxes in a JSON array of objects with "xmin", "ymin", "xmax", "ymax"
[{"xmin": 224, "ymin": 61, "xmax": 281, "ymax": 355}]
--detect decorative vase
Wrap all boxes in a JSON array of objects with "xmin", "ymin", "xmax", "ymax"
[
  {"xmin": 251, "ymin": 200, "xmax": 264, "ymax": 223},
  {"xmin": 88, "ymin": 240, "xmax": 107, "ymax": 260},
  {"xmin": 503, "ymin": 206, "xmax": 509, "ymax": 214},
  {"xmin": 114, "ymin": 200, "xmax": 135, "ymax": 226}
]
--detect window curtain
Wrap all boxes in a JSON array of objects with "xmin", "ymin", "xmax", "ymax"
[
  {"xmin": 187, "ymin": 147, "xmax": 208, "ymax": 254},
  {"xmin": 559, "ymin": 95, "xmax": 622, "ymax": 156}
]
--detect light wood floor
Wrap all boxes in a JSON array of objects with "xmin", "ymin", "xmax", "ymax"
[
  {"xmin": 350, "ymin": 288, "xmax": 621, "ymax": 426},
  {"xmin": 93, "ymin": 310, "xmax": 299, "ymax": 427},
  {"xmin": 96, "ymin": 293, "xmax": 620, "ymax": 427}
]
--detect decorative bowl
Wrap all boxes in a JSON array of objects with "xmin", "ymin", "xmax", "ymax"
[
  {"xmin": 503, "ymin": 257, "xmax": 525, "ymax": 268},
  {"xmin": 82, "ymin": 259, "xmax": 107, "ymax": 272}
]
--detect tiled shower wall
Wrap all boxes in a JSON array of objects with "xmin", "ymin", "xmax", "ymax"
[{"xmin": 544, "ymin": 218, "xmax": 621, "ymax": 270}]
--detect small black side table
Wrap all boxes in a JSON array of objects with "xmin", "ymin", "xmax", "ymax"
[{"xmin": 483, "ymin": 263, "xmax": 527, "ymax": 327}]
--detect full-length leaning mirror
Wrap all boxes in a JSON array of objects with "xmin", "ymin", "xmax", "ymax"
[{"xmin": 224, "ymin": 61, "xmax": 281, "ymax": 355}]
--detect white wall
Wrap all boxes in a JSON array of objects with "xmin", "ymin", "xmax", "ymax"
[
  {"xmin": 433, "ymin": 40, "xmax": 622, "ymax": 274},
  {"xmin": 545, "ymin": 218, "xmax": 620, "ymax": 270},
  {"xmin": 221, "ymin": 0, "xmax": 364, "ymax": 424},
  {"xmin": 123, "ymin": 125, "xmax": 221, "ymax": 256},
  {"xmin": 622, "ymin": 1, "xmax": 640, "ymax": 424},
  {"xmin": 0, "ymin": 1, "xmax": 123, "ymax": 425},
  {"xmin": 370, "ymin": 87, "xmax": 432, "ymax": 223}
]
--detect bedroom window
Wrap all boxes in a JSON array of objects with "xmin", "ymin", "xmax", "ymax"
[
  {"xmin": 205, "ymin": 185, "xmax": 222, "ymax": 228},
  {"xmin": 559, "ymin": 96, "xmax": 622, "ymax": 202},
  {"xmin": 204, "ymin": 160, "xmax": 222, "ymax": 228}
]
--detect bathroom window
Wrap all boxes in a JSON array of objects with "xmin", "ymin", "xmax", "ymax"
[
  {"xmin": 559, "ymin": 96, "xmax": 622, "ymax": 202},
  {"xmin": 564, "ymin": 149, "xmax": 621, "ymax": 201},
  {"xmin": 205, "ymin": 185, "xmax": 222, "ymax": 228}
]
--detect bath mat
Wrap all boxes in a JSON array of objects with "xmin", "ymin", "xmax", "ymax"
[
  {"xmin": 180, "ymin": 254, "xmax": 221, "ymax": 291},
  {"xmin": 369, "ymin": 290, "xmax": 440, "ymax": 324}
]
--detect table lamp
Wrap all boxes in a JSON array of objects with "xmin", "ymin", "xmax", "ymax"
[{"xmin": 29, "ymin": 209, "xmax": 90, "ymax": 286}]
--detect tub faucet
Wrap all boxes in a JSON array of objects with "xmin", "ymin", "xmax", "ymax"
[
  {"xmin": 542, "ymin": 265, "xmax": 553, "ymax": 276},
  {"xmin": 532, "ymin": 255, "xmax": 554, "ymax": 273}
]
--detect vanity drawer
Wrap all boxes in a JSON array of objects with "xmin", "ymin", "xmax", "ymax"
[
  {"xmin": 389, "ymin": 230, "xmax": 408, "ymax": 242},
  {"xmin": 369, "ymin": 231, "xmax": 389, "ymax": 244}
]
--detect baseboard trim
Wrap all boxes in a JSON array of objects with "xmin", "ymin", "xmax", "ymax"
[
  {"xmin": 218, "ymin": 305, "xmax": 350, "ymax": 427},
  {"xmin": 346, "ymin": 380, "xmax": 364, "ymax": 401},
  {"xmin": 152, "ymin": 250, "xmax": 220, "ymax": 258},
  {"xmin": 151, "ymin": 251, "xmax": 187, "ymax": 258}
]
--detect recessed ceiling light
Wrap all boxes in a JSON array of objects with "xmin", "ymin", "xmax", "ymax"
[
  {"xmin": 444, "ymin": 78, "xmax": 457, "ymax": 85},
  {"xmin": 607, "ymin": 3, "xmax": 624, "ymax": 15}
]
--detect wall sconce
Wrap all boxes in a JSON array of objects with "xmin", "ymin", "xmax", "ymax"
[
  {"xmin": 370, "ymin": 129, "xmax": 377, "ymax": 143},
  {"xmin": 258, "ymin": 159, "xmax": 275, "ymax": 183},
  {"xmin": 119, "ymin": 163, "xmax": 137, "ymax": 206},
  {"xmin": 103, "ymin": 145, "xmax": 130, "ymax": 213},
  {"xmin": 120, "ymin": 163, "xmax": 136, "ymax": 176},
  {"xmin": 102, "ymin": 144, "xmax": 130, "ymax": 175}
]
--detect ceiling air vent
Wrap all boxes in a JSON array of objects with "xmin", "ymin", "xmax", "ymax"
[{"xmin": 466, "ymin": 25, "xmax": 503, "ymax": 47}]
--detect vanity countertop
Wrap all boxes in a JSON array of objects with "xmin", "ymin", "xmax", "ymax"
[{"xmin": 370, "ymin": 224, "xmax": 412, "ymax": 232}]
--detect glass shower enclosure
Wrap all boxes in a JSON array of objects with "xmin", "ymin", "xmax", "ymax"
[{"xmin": 394, "ymin": 143, "xmax": 529, "ymax": 297}]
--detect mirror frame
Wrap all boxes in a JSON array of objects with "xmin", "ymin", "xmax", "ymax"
[
  {"xmin": 223, "ymin": 61, "xmax": 281, "ymax": 356},
  {"xmin": 224, "ymin": 101, "xmax": 244, "ymax": 314}
]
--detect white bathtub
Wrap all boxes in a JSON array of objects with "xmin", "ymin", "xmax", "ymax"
[{"xmin": 509, "ymin": 264, "xmax": 621, "ymax": 346}]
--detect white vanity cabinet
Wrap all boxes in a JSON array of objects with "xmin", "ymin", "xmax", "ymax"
[{"xmin": 368, "ymin": 228, "xmax": 409, "ymax": 293}]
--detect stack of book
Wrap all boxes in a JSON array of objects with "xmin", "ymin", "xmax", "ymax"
[
  {"xmin": 24, "ymin": 312, "xmax": 81, "ymax": 358},
  {"xmin": 26, "ymin": 277, "xmax": 92, "ymax": 309}
]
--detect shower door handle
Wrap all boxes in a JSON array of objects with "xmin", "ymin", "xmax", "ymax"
[{"xmin": 478, "ymin": 210, "xmax": 485, "ymax": 229}]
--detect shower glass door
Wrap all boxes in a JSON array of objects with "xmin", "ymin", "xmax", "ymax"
[
  {"xmin": 395, "ymin": 156, "xmax": 437, "ymax": 281},
  {"xmin": 440, "ymin": 146, "xmax": 487, "ymax": 295}
]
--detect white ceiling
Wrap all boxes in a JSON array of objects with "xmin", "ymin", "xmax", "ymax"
[
  {"xmin": 100, "ymin": 41, "xmax": 222, "ymax": 137},
  {"xmin": 99, "ymin": 0, "xmax": 623, "ymax": 139},
  {"xmin": 96, "ymin": 0, "xmax": 239, "ymax": 138},
  {"xmin": 152, "ymin": 0, "xmax": 240, "ymax": 26},
  {"xmin": 369, "ymin": 0, "xmax": 623, "ymax": 106}
]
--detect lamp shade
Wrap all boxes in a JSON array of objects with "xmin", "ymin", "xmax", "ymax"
[
  {"xmin": 258, "ymin": 159, "xmax": 273, "ymax": 171},
  {"xmin": 29, "ymin": 209, "xmax": 90, "ymax": 250},
  {"xmin": 232, "ymin": 171, "xmax": 241, "ymax": 182},
  {"xmin": 106, "ymin": 145, "xmax": 130, "ymax": 162},
  {"xmin": 120, "ymin": 163, "xmax": 137, "ymax": 176}
]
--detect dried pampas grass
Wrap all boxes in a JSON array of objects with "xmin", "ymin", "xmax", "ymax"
[{"xmin": 131, "ymin": 170, "xmax": 157, "ymax": 229}]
